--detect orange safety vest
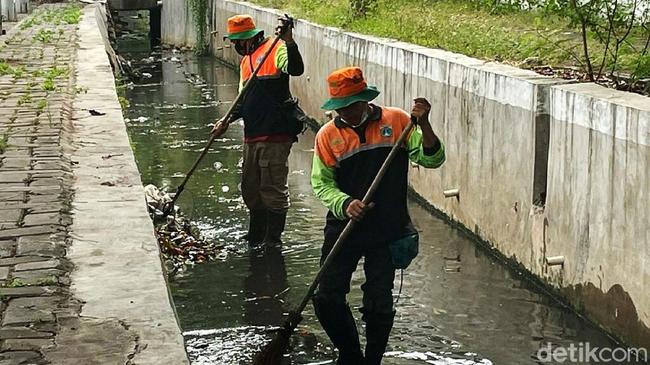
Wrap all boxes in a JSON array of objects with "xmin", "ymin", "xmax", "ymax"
[
  {"xmin": 240, "ymin": 38, "xmax": 283, "ymax": 83},
  {"xmin": 315, "ymin": 106, "xmax": 413, "ymax": 168}
]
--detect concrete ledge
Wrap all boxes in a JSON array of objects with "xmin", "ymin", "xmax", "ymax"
[{"xmin": 65, "ymin": 4, "xmax": 189, "ymax": 364}]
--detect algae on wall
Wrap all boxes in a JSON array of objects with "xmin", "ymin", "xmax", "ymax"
[
  {"xmin": 189, "ymin": 0, "xmax": 209, "ymax": 54},
  {"xmin": 161, "ymin": 0, "xmax": 198, "ymax": 47}
]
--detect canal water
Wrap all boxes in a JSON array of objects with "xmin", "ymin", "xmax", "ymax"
[{"xmin": 116, "ymin": 15, "xmax": 626, "ymax": 365}]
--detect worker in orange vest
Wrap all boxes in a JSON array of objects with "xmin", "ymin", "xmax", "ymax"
[
  {"xmin": 311, "ymin": 67, "xmax": 445, "ymax": 364},
  {"xmin": 212, "ymin": 14, "xmax": 304, "ymax": 247}
]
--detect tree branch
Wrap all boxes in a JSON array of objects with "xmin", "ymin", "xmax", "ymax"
[
  {"xmin": 597, "ymin": 0, "xmax": 618, "ymax": 79},
  {"xmin": 571, "ymin": 0, "xmax": 594, "ymax": 81}
]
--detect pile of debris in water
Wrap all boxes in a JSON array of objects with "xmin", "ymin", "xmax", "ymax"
[{"xmin": 144, "ymin": 185, "xmax": 225, "ymax": 275}]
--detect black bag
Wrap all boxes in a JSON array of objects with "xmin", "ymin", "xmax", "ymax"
[{"xmin": 281, "ymin": 97, "xmax": 309, "ymax": 136}]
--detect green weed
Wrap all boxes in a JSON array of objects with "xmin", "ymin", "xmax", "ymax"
[
  {"xmin": 0, "ymin": 62, "xmax": 12, "ymax": 76},
  {"xmin": 36, "ymin": 99, "xmax": 48, "ymax": 116},
  {"xmin": 0, "ymin": 133, "xmax": 8, "ymax": 154},
  {"xmin": 17, "ymin": 93, "xmax": 32, "ymax": 106},
  {"xmin": 3, "ymin": 278, "xmax": 27, "ymax": 288},
  {"xmin": 35, "ymin": 29, "xmax": 55, "ymax": 43},
  {"xmin": 41, "ymin": 78, "xmax": 55, "ymax": 91}
]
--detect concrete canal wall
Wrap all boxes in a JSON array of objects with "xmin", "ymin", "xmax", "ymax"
[
  {"xmin": 160, "ymin": 0, "xmax": 650, "ymax": 347},
  {"xmin": 161, "ymin": 0, "xmax": 197, "ymax": 47},
  {"xmin": 546, "ymin": 84, "xmax": 650, "ymax": 347}
]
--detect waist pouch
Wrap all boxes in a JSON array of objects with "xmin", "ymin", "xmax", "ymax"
[
  {"xmin": 280, "ymin": 97, "xmax": 309, "ymax": 136},
  {"xmin": 389, "ymin": 232, "xmax": 419, "ymax": 269}
]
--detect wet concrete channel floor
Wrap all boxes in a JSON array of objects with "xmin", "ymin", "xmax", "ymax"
[{"xmin": 116, "ymin": 17, "xmax": 626, "ymax": 365}]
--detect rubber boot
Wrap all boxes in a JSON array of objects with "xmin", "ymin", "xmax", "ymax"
[
  {"xmin": 313, "ymin": 294, "xmax": 365, "ymax": 364},
  {"xmin": 363, "ymin": 311, "xmax": 395, "ymax": 365},
  {"xmin": 244, "ymin": 209, "xmax": 268, "ymax": 245},
  {"xmin": 263, "ymin": 210, "xmax": 286, "ymax": 248}
]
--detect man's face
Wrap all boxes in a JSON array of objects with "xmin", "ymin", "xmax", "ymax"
[
  {"xmin": 232, "ymin": 38, "xmax": 256, "ymax": 56},
  {"xmin": 336, "ymin": 101, "xmax": 369, "ymax": 126}
]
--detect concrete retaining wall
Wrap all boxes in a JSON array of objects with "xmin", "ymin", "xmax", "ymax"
[
  {"xmin": 163, "ymin": 0, "xmax": 650, "ymax": 347},
  {"xmin": 546, "ymin": 84, "xmax": 650, "ymax": 347},
  {"xmin": 161, "ymin": 0, "xmax": 197, "ymax": 47},
  {"xmin": 1, "ymin": 0, "xmax": 17, "ymax": 22}
]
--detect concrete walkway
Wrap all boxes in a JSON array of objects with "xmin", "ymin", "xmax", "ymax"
[{"xmin": 0, "ymin": 4, "xmax": 188, "ymax": 364}]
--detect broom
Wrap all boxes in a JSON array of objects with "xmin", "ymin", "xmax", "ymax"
[
  {"xmin": 251, "ymin": 116, "xmax": 418, "ymax": 364},
  {"xmin": 164, "ymin": 17, "xmax": 295, "ymax": 214}
]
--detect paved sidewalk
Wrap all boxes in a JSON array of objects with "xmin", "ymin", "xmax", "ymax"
[
  {"xmin": 0, "ymin": 5, "xmax": 80, "ymax": 364},
  {"xmin": 0, "ymin": 5, "xmax": 188, "ymax": 364}
]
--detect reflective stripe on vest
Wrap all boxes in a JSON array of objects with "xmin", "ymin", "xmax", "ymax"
[{"xmin": 240, "ymin": 39, "xmax": 282, "ymax": 82}]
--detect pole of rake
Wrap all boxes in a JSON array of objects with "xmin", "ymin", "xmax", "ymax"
[{"xmin": 166, "ymin": 30, "xmax": 288, "ymax": 212}]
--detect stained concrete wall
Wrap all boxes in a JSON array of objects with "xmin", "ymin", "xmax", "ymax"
[
  {"xmin": 1, "ymin": 0, "xmax": 17, "ymax": 22},
  {"xmin": 162, "ymin": 0, "xmax": 650, "ymax": 347},
  {"xmin": 546, "ymin": 84, "xmax": 650, "ymax": 347},
  {"xmin": 161, "ymin": 0, "xmax": 197, "ymax": 47}
]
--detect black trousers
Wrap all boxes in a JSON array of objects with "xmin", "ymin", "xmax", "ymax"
[{"xmin": 316, "ymin": 234, "xmax": 396, "ymax": 315}]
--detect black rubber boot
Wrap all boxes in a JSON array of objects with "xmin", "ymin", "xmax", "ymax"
[
  {"xmin": 263, "ymin": 210, "xmax": 287, "ymax": 248},
  {"xmin": 313, "ymin": 294, "xmax": 365, "ymax": 364},
  {"xmin": 244, "ymin": 209, "xmax": 268, "ymax": 245},
  {"xmin": 363, "ymin": 311, "xmax": 395, "ymax": 365}
]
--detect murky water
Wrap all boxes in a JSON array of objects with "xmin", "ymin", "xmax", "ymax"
[{"xmin": 116, "ymin": 15, "xmax": 628, "ymax": 365}]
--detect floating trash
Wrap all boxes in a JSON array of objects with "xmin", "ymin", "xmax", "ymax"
[
  {"xmin": 135, "ymin": 116, "xmax": 149, "ymax": 123},
  {"xmin": 142, "ymin": 72, "xmax": 152, "ymax": 79},
  {"xmin": 221, "ymin": 185, "xmax": 230, "ymax": 193},
  {"xmin": 213, "ymin": 162, "xmax": 223, "ymax": 171},
  {"xmin": 144, "ymin": 184, "xmax": 228, "ymax": 275}
]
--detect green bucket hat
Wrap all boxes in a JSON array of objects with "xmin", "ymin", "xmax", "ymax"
[{"xmin": 321, "ymin": 67, "xmax": 380, "ymax": 110}]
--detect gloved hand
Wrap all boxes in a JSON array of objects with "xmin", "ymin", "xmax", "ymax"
[
  {"xmin": 275, "ymin": 14, "xmax": 295, "ymax": 43},
  {"xmin": 210, "ymin": 117, "xmax": 229, "ymax": 137},
  {"xmin": 411, "ymin": 97, "xmax": 431, "ymax": 125}
]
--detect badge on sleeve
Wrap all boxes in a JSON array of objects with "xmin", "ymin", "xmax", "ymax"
[{"xmin": 380, "ymin": 125, "xmax": 393, "ymax": 138}]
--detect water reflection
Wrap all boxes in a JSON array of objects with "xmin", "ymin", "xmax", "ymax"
[{"xmin": 244, "ymin": 246, "xmax": 289, "ymax": 327}]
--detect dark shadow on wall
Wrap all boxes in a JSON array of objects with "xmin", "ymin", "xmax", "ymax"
[{"xmin": 565, "ymin": 283, "xmax": 650, "ymax": 350}]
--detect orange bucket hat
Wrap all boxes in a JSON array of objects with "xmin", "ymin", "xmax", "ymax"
[
  {"xmin": 225, "ymin": 14, "xmax": 263, "ymax": 40},
  {"xmin": 321, "ymin": 67, "xmax": 380, "ymax": 110}
]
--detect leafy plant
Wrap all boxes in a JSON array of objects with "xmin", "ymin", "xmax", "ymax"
[
  {"xmin": 62, "ymin": 5, "xmax": 82, "ymax": 24},
  {"xmin": 41, "ymin": 79, "xmax": 55, "ymax": 91},
  {"xmin": 35, "ymin": 29, "xmax": 55, "ymax": 43},
  {"xmin": 12, "ymin": 66, "xmax": 26, "ymax": 79},
  {"xmin": 36, "ymin": 99, "xmax": 48, "ymax": 116},
  {"xmin": 47, "ymin": 65, "xmax": 69, "ymax": 79},
  {"xmin": 20, "ymin": 17, "xmax": 42, "ymax": 29},
  {"xmin": 0, "ymin": 62, "xmax": 12, "ymax": 76}
]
